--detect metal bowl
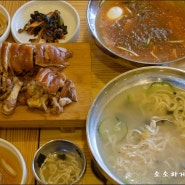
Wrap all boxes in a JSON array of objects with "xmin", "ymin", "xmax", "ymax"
[
  {"xmin": 86, "ymin": 66, "xmax": 185, "ymax": 184},
  {"xmin": 87, "ymin": 0, "xmax": 185, "ymax": 66},
  {"xmin": 32, "ymin": 139, "xmax": 86, "ymax": 184}
]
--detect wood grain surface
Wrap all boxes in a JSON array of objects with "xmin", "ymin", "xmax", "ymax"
[
  {"xmin": 0, "ymin": 1, "xmax": 106, "ymax": 184},
  {"xmin": 1, "ymin": 0, "xmax": 185, "ymax": 184}
]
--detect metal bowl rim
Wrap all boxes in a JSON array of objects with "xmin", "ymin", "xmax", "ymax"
[
  {"xmin": 86, "ymin": 66, "xmax": 185, "ymax": 184},
  {"xmin": 86, "ymin": 0, "xmax": 185, "ymax": 66}
]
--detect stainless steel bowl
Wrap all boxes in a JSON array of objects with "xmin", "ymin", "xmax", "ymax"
[
  {"xmin": 87, "ymin": 0, "xmax": 185, "ymax": 66},
  {"xmin": 32, "ymin": 139, "xmax": 86, "ymax": 184},
  {"xmin": 86, "ymin": 66, "xmax": 185, "ymax": 184}
]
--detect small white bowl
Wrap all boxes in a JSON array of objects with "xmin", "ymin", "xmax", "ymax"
[
  {"xmin": 0, "ymin": 138, "xmax": 27, "ymax": 184},
  {"xmin": 11, "ymin": 1, "xmax": 80, "ymax": 43},
  {"xmin": 0, "ymin": 4, "xmax": 11, "ymax": 43}
]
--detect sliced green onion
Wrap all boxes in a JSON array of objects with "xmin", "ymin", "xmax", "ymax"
[{"xmin": 117, "ymin": 46, "xmax": 139, "ymax": 57}]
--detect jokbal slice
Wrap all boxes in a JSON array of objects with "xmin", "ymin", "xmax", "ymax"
[{"xmin": 0, "ymin": 42, "xmax": 77, "ymax": 115}]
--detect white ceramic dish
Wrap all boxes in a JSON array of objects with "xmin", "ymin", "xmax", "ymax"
[
  {"xmin": 11, "ymin": 0, "xmax": 80, "ymax": 43},
  {"xmin": 0, "ymin": 4, "xmax": 11, "ymax": 43},
  {"xmin": 0, "ymin": 138, "xmax": 27, "ymax": 184}
]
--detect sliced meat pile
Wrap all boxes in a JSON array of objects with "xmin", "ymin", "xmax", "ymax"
[{"xmin": 0, "ymin": 42, "xmax": 77, "ymax": 115}]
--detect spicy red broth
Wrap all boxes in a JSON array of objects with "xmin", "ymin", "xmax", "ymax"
[{"xmin": 96, "ymin": 0, "xmax": 185, "ymax": 63}]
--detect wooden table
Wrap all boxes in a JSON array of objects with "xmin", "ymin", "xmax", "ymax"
[
  {"xmin": 1, "ymin": 1, "xmax": 185, "ymax": 184},
  {"xmin": 0, "ymin": 1, "xmax": 134, "ymax": 184}
]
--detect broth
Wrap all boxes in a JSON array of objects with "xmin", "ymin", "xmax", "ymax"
[
  {"xmin": 97, "ymin": 82, "xmax": 185, "ymax": 184},
  {"xmin": 0, "ymin": 12, "xmax": 8, "ymax": 36},
  {"xmin": 96, "ymin": 0, "xmax": 185, "ymax": 63},
  {"xmin": 0, "ymin": 146, "xmax": 22, "ymax": 184},
  {"xmin": 39, "ymin": 151, "xmax": 83, "ymax": 184}
]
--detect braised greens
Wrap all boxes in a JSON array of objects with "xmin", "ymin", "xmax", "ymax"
[{"xmin": 18, "ymin": 10, "xmax": 68, "ymax": 43}]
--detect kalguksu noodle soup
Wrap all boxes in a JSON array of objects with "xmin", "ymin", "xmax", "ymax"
[
  {"xmin": 96, "ymin": 0, "xmax": 185, "ymax": 63},
  {"xmin": 97, "ymin": 82, "xmax": 185, "ymax": 184},
  {"xmin": 39, "ymin": 151, "xmax": 83, "ymax": 184}
]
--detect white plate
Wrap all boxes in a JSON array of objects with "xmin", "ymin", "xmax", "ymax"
[{"xmin": 11, "ymin": 0, "xmax": 80, "ymax": 43}]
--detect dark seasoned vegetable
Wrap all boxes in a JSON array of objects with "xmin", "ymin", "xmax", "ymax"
[
  {"xmin": 57, "ymin": 153, "xmax": 66, "ymax": 160},
  {"xmin": 18, "ymin": 10, "xmax": 68, "ymax": 43},
  {"xmin": 37, "ymin": 153, "xmax": 46, "ymax": 167}
]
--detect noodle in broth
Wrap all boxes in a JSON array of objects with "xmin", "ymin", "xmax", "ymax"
[
  {"xmin": 98, "ymin": 82, "xmax": 185, "ymax": 184},
  {"xmin": 39, "ymin": 151, "xmax": 82, "ymax": 184}
]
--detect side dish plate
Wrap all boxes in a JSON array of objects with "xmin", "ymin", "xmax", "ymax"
[{"xmin": 11, "ymin": 1, "xmax": 80, "ymax": 43}]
